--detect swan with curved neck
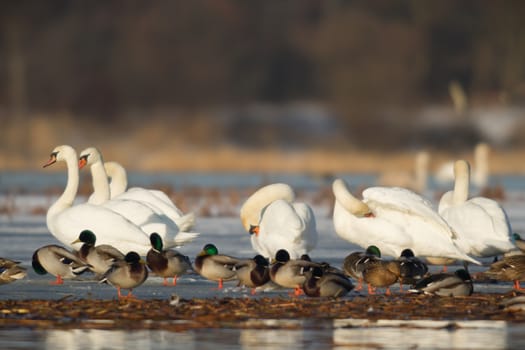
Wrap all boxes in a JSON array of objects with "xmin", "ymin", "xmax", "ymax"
[
  {"xmin": 438, "ymin": 160, "xmax": 515, "ymax": 257},
  {"xmin": 78, "ymin": 147, "xmax": 198, "ymax": 248},
  {"xmin": 240, "ymin": 183, "xmax": 317, "ymax": 259},
  {"xmin": 332, "ymin": 178, "xmax": 478, "ymax": 264},
  {"xmin": 80, "ymin": 148, "xmax": 194, "ymax": 232},
  {"xmin": 44, "ymin": 145, "xmax": 152, "ymax": 255}
]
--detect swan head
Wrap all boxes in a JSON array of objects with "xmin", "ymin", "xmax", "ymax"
[
  {"xmin": 240, "ymin": 183, "xmax": 295, "ymax": 232},
  {"xmin": 453, "ymin": 160, "xmax": 470, "ymax": 179},
  {"xmin": 43, "ymin": 145, "xmax": 77, "ymax": 168},
  {"xmin": 332, "ymin": 178, "xmax": 373, "ymax": 217},
  {"xmin": 79, "ymin": 147, "xmax": 103, "ymax": 169}
]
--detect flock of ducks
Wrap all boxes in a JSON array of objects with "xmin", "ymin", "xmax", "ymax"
[{"xmin": 1, "ymin": 143, "xmax": 525, "ymax": 300}]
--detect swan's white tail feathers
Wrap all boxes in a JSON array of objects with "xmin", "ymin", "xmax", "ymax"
[
  {"xmin": 174, "ymin": 212, "xmax": 196, "ymax": 232},
  {"xmin": 172, "ymin": 231, "xmax": 200, "ymax": 247}
]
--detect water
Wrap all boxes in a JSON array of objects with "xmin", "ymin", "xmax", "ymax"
[{"xmin": 1, "ymin": 171, "xmax": 525, "ymax": 349}]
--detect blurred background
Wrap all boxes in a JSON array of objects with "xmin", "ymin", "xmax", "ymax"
[{"xmin": 1, "ymin": 0, "xmax": 525, "ymax": 174}]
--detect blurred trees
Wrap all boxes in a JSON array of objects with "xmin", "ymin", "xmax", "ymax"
[{"xmin": 1, "ymin": 0, "xmax": 525, "ymax": 148}]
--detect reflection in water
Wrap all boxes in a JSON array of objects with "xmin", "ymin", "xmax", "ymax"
[{"xmin": 1, "ymin": 320, "xmax": 525, "ymax": 350}]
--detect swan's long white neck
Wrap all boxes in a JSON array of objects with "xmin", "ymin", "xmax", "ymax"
[
  {"xmin": 414, "ymin": 151, "xmax": 429, "ymax": 193},
  {"xmin": 47, "ymin": 149, "xmax": 79, "ymax": 224},
  {"xmin": 452, "ymin": 160, "xmax": 470, "ymax": 205},
  {"xmin": 473, "ymin": 143, "xmax": 489, "ymax": 187},
  {"xmin": 332, "ymin": 179, "xmax": 371, "ymax": 217},
  {"xmin": 104, "ymin": 161, "xmax": 127, "ymax": 198},
  {"xmin": 89, "ymin": 159, "xmax": 111, "ymax": 205},
  {"xmin": 240, "ymin": 183, "xmax": 295, "ymax": 231}
]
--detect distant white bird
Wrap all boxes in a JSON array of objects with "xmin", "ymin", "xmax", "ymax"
[
  {"xmin": 434, "ymin": 142, "xmax": 490, "ymax": 188},
  {"xmin": 438, "ymin": 160, "xmax": 515, "ymax": 258},
  {"xmin": 78, "ymin": 147, "xmax": 198, "ymax": 248},
  {"xmin": 377, "ymin": 150, "xmax": 429, "ymax": 194},
  {"xmin": 240, "ymin": 183, "xmax": 318, "ymax": 259},
  {"xmin": 44, "ymin": 145, "xmax": 172, "ymax": 255},
  {"xmin": 332, "ymin": 178, "xmax": 478, "ymax": 264}
]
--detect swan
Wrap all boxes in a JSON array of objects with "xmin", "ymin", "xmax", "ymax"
[
  {"xmin": 438, "ymin": 160, "xmax": 515, "ymax": 257},
  {"xmin": 80, "ymin": 148, "xmax": 195, "ymax": 232},
  {"xmin": 434, "ymin": 142, "xmax": 490, "ymax": 188},
  {"xmin": 377, "ymin": 150, "xmax": 429, "ymax": 194},
  {"xmin": 332, "ymin": 178, "xmax": 479, "ymax": 264},
  {"xmin": 78, "ymin": 147, "xmax": 199, "ymax": 247},
  {"xmin": 44, "ymin": 145, "xmax": 161, "ymax": 255},
  {"xmin": 240, "ymin": 183, "xmax": 318, "ymax": 259}
]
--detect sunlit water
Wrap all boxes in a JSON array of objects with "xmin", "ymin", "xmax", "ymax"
[{"xmin": 2, "ymin": 172, "xmax": 525, "ymax": 349}]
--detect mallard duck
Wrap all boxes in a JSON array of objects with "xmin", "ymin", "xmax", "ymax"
[
  {"xmin": 193, "ymin": 244, "xmax": 240, "ymax": 289},
  {"xmin": 481, "ymin": 254, "xmax": 525, "ymax": 290},
  {"xmin": 303, "ymin": 266, "xmax": 354, "ymax": 298},
  {"xmin": 361, "ymin": 247, "xmax": 401, "ymax": 295},
  {"xmin": 342, "ymin": 245, "xmax": 381, "ymax": 291},
  {"xmin": 409, "ymin": 269, "xmax": 473, "ymax": 296},
  {"xmin": 100, "ymin": 251, "xmax": 148, "ymax": 298},
  {"xmin": 234, "ymin": 255, "xmax": 270, "ymax": 294},
  {"xmin": 397, "ymin": 248, "xmax": 428, "ymax": 290},
  {"xmin": 72, "ymin": 230, "xmax": 125, "ymax": 275},
  {"xmin": 32, "ymin": 245, "xmax": 91, "ymax": 285},
  {"xmin": 146, "ymin": 232, "xmax": 192, "ymax": 286},
  {"xmin": 240, "ymin": 183, "xmax": 318, "ymax": 259},
  {"xmin": 269, "ymin": 249, "xmax": 321, "ymax": 296},
  {"xmin": 0, "ymin": 258, "xmax": 27, "ymax": 284}
]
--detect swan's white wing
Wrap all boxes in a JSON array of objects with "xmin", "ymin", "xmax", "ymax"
[
  {"xmin": 333, "ymin": 200, "xmax": 413, "ymax": 258},
  {"xmin": 364, "ymin": 187, "xmax": 455, "ymax": 238},
  {"xmin": 51, "ymin": 204, "xmax": 151, "ymax": 255},
  {"xmin": 255, "ymin": 199, "xmax": 317, "ymax": 259},
  {"xmin": 441, "ymin": 198, "xmax": 514, "ymax": 256}
]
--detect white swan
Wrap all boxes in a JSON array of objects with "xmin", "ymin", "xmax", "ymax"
[
  {"xmin": 96, "ymin": 156, "xmax": 194, "ymax": 232},
  {"xmin": 44, "ymin": 145, "xmax": 153, "ymax": 255},
  {"xmin": 377, "ymin": 150, "xmax": 429, "ymax": 194},
  {"xmin": 438, "ymin": 160, "xmax": 515, "ymax": 257},
  {"xmin": 332, "ymin": 178, "xmax": 479, "ymax": 264},
  {"xmin": 78, "ymin": 147, "xmax": 198, "ymax": 248},
  {"xmin": 240, "ymin": 183, "xmax": 318, "ymax": 259},
  {"xmin": 434, "ymin": 142, "xmax": 490, "ymax": 188}
]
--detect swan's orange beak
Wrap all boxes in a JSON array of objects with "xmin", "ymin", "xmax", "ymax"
[
  {"xmin": 364, "ymin": 212, "xmax": 375, "ymax": 218},
  {"xmin": 78, "ymin": 157, "xmax": 87, "ymax": 169},
  {"xmin": 43, "ymin": 153, "xmax": 57, "ymax": 168},
  {"xmin": 249, "ymin": 225, "xmax": 260, "ymax": 236}
]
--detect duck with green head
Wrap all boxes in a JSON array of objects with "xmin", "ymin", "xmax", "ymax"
[
  {"xmin": 409, "ymin": 269, "xmax": 473, "ymax": 296},
  {"xmin": 0, "ymin": 258, "xmax": 27, "ymax": 284},
  {"xmin": 147, "ymin": 232, "xmax": 192, "ymax": 286},
  {"xmin": 194, "ymin": 243, "xmax": 240, "ymax": 289},
  {"xmin": 72, "ymin": 230, "xmax": 125, "ymax": 276},
  {"xmin": 32, "ymin": 245, "xmax": 91, "ymax": 285},
  {"xmin": 100, "ymin": 251, "xmax": 148, "ymax": 299}
]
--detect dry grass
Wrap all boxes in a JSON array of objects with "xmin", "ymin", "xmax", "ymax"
[{"xmin": 2, "ymin": 115, "xmax": 525, "ymax": 174}]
